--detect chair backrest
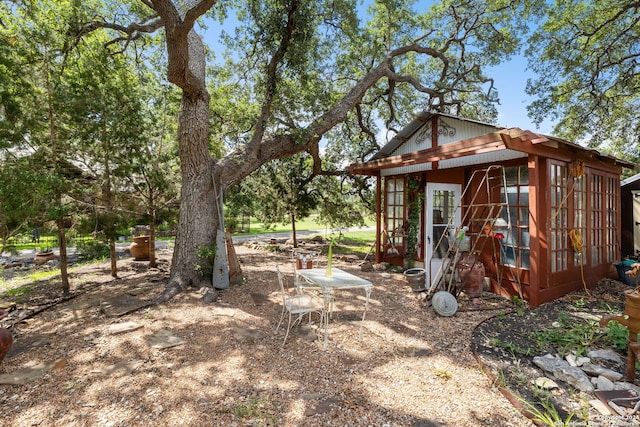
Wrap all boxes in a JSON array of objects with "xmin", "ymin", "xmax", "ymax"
[{"xmin": 276, "ymin": 265, "xmax": 287, "ymax": 304}]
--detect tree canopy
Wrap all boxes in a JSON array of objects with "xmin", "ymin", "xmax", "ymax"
[
  {"xmin": 526, "ymin": 0, "xmax": 640, "ymax": 164},
  {"xmin": 2, "ymin": 0, "xmax": 549, "ymax": 296}
]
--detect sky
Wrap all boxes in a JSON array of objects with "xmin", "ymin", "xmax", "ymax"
[
  {"xmin": 487, "ymin": 59, "xmax": 556, "ymax": 135},
  {"xmin": 199, "ymin": 4, "xmax": 557, "ymax": 137}
]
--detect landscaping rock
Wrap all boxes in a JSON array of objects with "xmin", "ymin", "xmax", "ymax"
[
  {"xmin": 533, "ymin": 354, "xmax": 569, "ymax": 373},
  {"xmin": 552, "ymin": 365, "xmax": 594, "ymax": 392},
  {"xmin": 588, "ymin": 349, "xmax": 624, "ymax": 365}
]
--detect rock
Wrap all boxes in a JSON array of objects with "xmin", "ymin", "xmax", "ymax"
[
  {"xmin": 595, "ymin": 375, "xmax": 615, "ymax": 391},
  {"xmin": 360, "ymin": 262, "xmax": 373, "ymax": 272},
  {"xmin": 108, "ymin": 321, "xmax": 143, "ymax": 335},
  {"xmin": 552, "ymin": 365, "xmax": 594, "ymax": 392},
  {"xmin": 588, "ymin": 349, "xmax": 624, "ymax": 365},
  {"xmin": 230, "ymin": 326, "xmax": 266, "ymax": 342},
  {"xmin": 580, "ymin": 363, "xmax": 623, "ymax": 382},
  {"xmin": 614, "ymin": 382, "xmax": 640, "ymax": 394},
  {"xmin": 589, "ymin": 399, "xmax": 613, "ymax": 416},
  {"xmin": 566, "ymin": 354, "xmax": 577, "ymax": 366},
  {"xmin": 533, "ymin": 354, "xmax": 569, "ymax": 373},
  {"xmin": 144, "ymin": 329, "xmax": 185, "ymax": 349},
  {"xmin": 0, "ymin": 358, "xmax": 67, "ymax": 385},
  {"xmin": 576, "ymin": 356, "xmax": 590, "ymax": 367},
  {"xmin": 532, "ymin": 377, "xmax": 559, "ymax": 390}
]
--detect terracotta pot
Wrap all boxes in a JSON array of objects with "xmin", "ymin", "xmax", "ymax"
[
  {"xmin": 0, "ymin": 310, "xmax": 12, "ymax": 365},
  {"xmin": 456, "ymin": 252, "xmax": 485, "ymax": 298},
  {"xmin": 34, "ymin": 251, "xmax": 57, "ymax": 266},
  {"xmin": 129, "ymin": 235, "xmax": 150, "ymax": 260}
]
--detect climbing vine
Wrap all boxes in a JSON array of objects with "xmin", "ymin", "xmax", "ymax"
[{"xmin": 406, "ymin": 176, "xmax": 424, "ymax": 269}]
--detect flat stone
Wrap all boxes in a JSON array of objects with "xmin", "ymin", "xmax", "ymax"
[
  {"xmin": 108, "ymin": 321, "xmax": 143, "ymax": 335},
  {"xmin": 144, "ymin": 329, "xmax": 185, "ymax": 349},
  {"xmin": 588, "ymin": 349, "xmax": 624, "ymax": 365},
  {"xmin": 0, "ymin": 358, "xmax": 66, "ymax": 385},
  {"xmin": 533, "ymin": 354, "xmax": 569, "ymax": 373},
  {"xmin": 212, "ymin": 307, "xmax": 236, "ymax": 317},
  {"xmin": 6, "ymin": 334, "xmax": 49, "ymax": 359},
  {"xmin": 589, "ymin": 399, "xmax": 612, "ymax": 416},
  {"xmin": 90, "ymin": 360, "xmax": 143, "ymax": 376},
  {"xmin": 595, "ymin": 375, "xmax": 615, "ymax": 391},
  {"xmin": 532, "ymin": 377, "xmax": 559, "ymax": 390},
  {"xmin": 230, "ymin": 326, "xmax": 266, "ymax": 342},
  {"xmin": 581, "ymin": 363, "xmax": 623, "ymax": 382},
  {"xmin": 250, "ymin": 293, "xmax": 268, "ymax": 306},
  {"xmin": 552, "ymin": 365, "xmax": 594, "ymax": 392},
  {"xmin": 100, "ymin": 295, "xmax": 150, "ymax": 317}
]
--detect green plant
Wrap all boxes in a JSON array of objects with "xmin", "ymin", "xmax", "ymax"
[
  {"xmin": 605, "ymin": 320, "xmax": 629, "ymax": 352},
  {"xmin": 405, "ymin": 176, "xmax": 424, "ymax": 269},
  {"xmin": 194, "ymin": 243, "xmax": 217, "ymax": 276},
  {"xmin": 533, "ymin": 314, "xmax": 605, "ymax": 357},
  {"xmin": 75, "ymin": 240, "xmax": 110, "ymax": 262},
  {"xmin": 517, "ymin": 388, "xmax": 577, "ymax": 427},
  {"xmin": 232, "ymin": 398, "xmax": 275, "ymax": 424},
  {"xmin": 3, "ymin": 284, "xmax": 33, "ymax": 297}
]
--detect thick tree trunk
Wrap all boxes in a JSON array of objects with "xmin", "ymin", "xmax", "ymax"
[{"xmin": 159, "ymin": 91, "xmax": 216, "ymax": 302}]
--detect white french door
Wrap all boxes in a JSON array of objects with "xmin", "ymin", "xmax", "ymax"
[{"xmin": 425, "ymin": 183, "xmax": 461, "ymax": 288}]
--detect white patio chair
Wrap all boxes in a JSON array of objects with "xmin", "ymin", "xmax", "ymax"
[{"xmin": 274, "ymin": 265, "xmax": 326, "ymax": 346}]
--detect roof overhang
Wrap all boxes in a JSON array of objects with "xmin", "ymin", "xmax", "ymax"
[
  {"xmin": 348, "ymin": 128, "xmax": 546, "ymax": 176},
  {"xmin": 348, "ymin": 128, "xmax": 636, "ymax": 176}
]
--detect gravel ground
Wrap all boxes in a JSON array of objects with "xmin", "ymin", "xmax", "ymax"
[{"xmin": 0, "ymin": 242, "xmax": 531, "ymax": 426}]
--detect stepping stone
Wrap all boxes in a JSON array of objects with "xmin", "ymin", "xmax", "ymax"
[
  {"xmin": 108, "ymin": 321, "xmax": 143, "ymax": 335},
  {"xmin": 230, "ymin": 326, "xmax": 266, "ymax": 342},
  {"xmin": 250, "ymin": 293, "xmax": 268, "ymax": 306},
  {"xmin": 90, "ymin": 359, "xmax": 143, "ymax": 376},
  {"xmin": 145, "ymin": 329, "xmax": 185, "ymax": 349},
  {"xmin": 100, "ymin": 294, "xmax": 150, "ymax": 317},
  {"xmin": 0, "ymin": 358, "xmax": 66, "ymax": 385},
  {"xmin": 212, "ymin": 307, "xmax": 236, "ymax": 317},
  {"xmin": 6, "ymin": 334, "xmax": 50, "ymax": 359}
]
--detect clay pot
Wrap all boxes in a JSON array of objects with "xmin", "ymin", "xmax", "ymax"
[
  {"xmin": 0, "ymin": 310, "xmax": 12, "ymax": 365},
  {"xmin": 129, "ymin": 235, "xmax": 150, "ymax": 260},
  {"xmin": 34, "ymin": 251, "xmax": 57, "ymax": 266},
  {"xmin": 456, "ymin": 252, "xmax": 486, "ymax": 298}
]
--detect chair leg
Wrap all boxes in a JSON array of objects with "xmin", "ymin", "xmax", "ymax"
[
  {"xmin": 282, "ymin": 311, "xmax": 293, "ymax": 347},
  {"xmin": 275, "ymin": 306, "xmax": 286, "ymax": 333}
]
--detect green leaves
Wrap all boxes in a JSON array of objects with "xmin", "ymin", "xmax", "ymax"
[{"xmin": 526, "ymin": 0, "xmax": 640, "ymax": 163}]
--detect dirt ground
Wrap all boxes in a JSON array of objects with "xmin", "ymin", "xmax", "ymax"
[{"xmin": 0, "ymin": 240, "xmax": 590, "ymax": 426}]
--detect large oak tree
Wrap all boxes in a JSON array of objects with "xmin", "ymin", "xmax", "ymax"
[
  {"xmin": 74, "ymin": 0, "xmax": 538, "ymax": 301},
  {"xmin": 526, "ymin": 0, "xmax": 640, "ymax": 164}
]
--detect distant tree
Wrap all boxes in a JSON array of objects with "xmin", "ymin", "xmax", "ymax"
[
  {"xmin": 252, "ymin": 154, "xmax": 318, "ymax": 247},
  {"xmin": 526, "ymin": 0, "xmax": 640, "ymax": 165},
  {"xmin": 19, "ymin": 0, "xmax": 540, "ymax": 301}
]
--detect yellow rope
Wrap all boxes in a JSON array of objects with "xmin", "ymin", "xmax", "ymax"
[{"xmin": 569, "ymin": 228, "xmax": 590, "ymax": 295}]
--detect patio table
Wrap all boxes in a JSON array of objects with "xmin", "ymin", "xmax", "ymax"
[{"xmin": 295, "ymin": 267, "xmax": 373, "ymax": 348}]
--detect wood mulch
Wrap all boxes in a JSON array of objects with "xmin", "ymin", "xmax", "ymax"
[{"xmin": 0, "ymin": 241, "xmax": 544, "ymax": 426}]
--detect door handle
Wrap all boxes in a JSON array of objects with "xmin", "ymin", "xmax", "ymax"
[{"xmin": 636, "ymin": 221, "xmax": 640, "ymax": 226}]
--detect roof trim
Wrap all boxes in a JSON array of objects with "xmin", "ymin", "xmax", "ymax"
[
  {"xmin": 349, "ymin": 128, "xmax": 543, "ymax": 175},
  {"xmin": 371, "ymin": 111, "xmax": 503, "ymax": 160}
]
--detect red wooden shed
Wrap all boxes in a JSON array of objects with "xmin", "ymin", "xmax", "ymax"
[{"xmin": 349, "ymin": 112, "xmax": 635, "ymax": 307}]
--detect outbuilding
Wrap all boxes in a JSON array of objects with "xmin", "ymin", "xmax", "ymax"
[{"xmin": 349, "ymin": 112, "xmax": 636, "ymax": 307}]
